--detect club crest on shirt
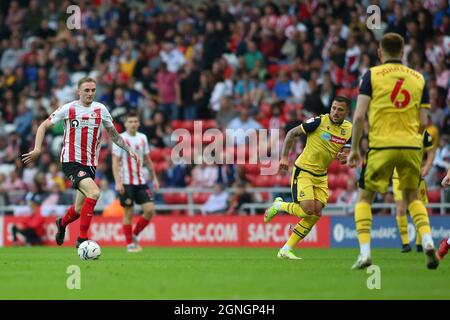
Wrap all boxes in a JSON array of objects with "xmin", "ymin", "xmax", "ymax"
[
  {"xmin": 78, "ymin": 171, "xmax": 86, "ymax": 177},
  {"xmin": 91, "ymin": 112, "xmax": 99, "ymax": 118}
]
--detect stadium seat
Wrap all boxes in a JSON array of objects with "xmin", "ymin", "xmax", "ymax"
[
  {"xmin": 243, "ymin": 164, "xmax": 260, "ymax": 175},
  {"xmin": 427, "ymin": 189, "xmax": 441, "ymax": 203},
  {"xmin": 336, "ymin": 173, "xmax": 349, "ymax": 189},
  {"xmin": 329, "ymin": 160, "xmax": 340, "ymax": 174},
  {"xmin": 164, "ymin": 193, "xmax": 188, "ymax": 204},
  {"xmin": 260, "ymin": 103, "xmax": 272, "ymax": 117},
  {"xmin": 193, "ymin": 193, "xmax": 211, "ymax": 204},
  {"xmin": 149, "ymin": 148, "xmax": 166, "ymax": 162},
  {"xmin": 328, "ymin": 173, "xmax": 338, "ymax": 189}
]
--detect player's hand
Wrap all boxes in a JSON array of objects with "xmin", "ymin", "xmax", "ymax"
[
  {"xmin": 336, "ymin": 149, "xmax": 350, "ymax": 165},
  {"xmin": 22, "ymin": 149, "xmax": 41, "ymax": 166},
  {"xmin": 347, "ymin": 149, "xmax": 361, "ymax": 168},
  {"xmin": 115, "ymin": 183, "xmax": 125, "ymax": 195},
  {"xmin": 279, "ymin": 157, "xmax": 289, "ymax": 172},
  {"xmin": 442, "ymin": 173, "xmax": 450, "ymax": 187},
  {"xmin": 153, "ymin": 179, "xmax": 160, "ymax": 192},
  {"xmin": 422, "ymin": 165, "xmax": 431, "ymax": 177}
]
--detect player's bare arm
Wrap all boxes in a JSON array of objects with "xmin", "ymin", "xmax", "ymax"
[
  {"xmin": 144, "ymin": 154, "xmax": 159, "ymax": 192},
  {"xmin": 280, "ymin": 125, "xmax": 304, "ymax": 171},
  {"xmin": 112, "ymin": 154, "xmax": 124, "ymax": 194},
  {"xmin": 22, "ymin": 119, "xmax": 54, "ymax": 165},
  {"xmin": 422, "ymin": 148, "xmax": 436, "ymax": 177},
  {"xmin": 105, "ymin": 126, "xmax": 138, "ymax": 161},
  {"xmin": 419, "ymin": 108, "xmax": 429, "ymax": 134},
  {"xmin": 348, "ymin": 94, "xmax": 370, "ymax": 168}
]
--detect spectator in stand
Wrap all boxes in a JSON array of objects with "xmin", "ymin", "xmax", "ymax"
[
  {"xmin": 96, "ymin": 178, "xmax": 116, "ymax": 211},
  {"xmin": 227, "ymin": 181, "xmax": 254, "ymax": 215},
  {"xmin": 160, "ymin": 41, "xmax": 186, "ymax": 73},
  {"xmin": 272, "ymin": 70, "xmax": 292, "ymax": 101},
  {"xmin": 143, "ymin": 110, "xmax": 170, "ymax": 149},
  {"xmin": 216, "ymin": 96, "xmax": 238, "ymax": 130},
  {"xmin": 193, "ymin": 71, "xmax": 213, "ymax": 119},
  {"xmin": 337, "ymin": 177, "xmax": 358, "ymax": 214},
  {"xmin": 156, "ymin": 62, "xmax": 181, "ymax": 120},
  {"xmin": 201, "ymin": 183, "xmax": 229, "ymax": 215},
  {"xmin": 11, "ymin": 193, "xmax": 45, "ymax": 246},
  {"xmin": 190, "ymin": 160, "xmax": 218, "ymax": 188},
  {"xmin": 244, "ymin": 40, "xmax": 265, "ymax": 71},
  {"xmin": 289, "ymin": 70, "xmax": 309, "ymax": 104},
  {"xmin": 163, "ymin": 155, "xmax": 188, "ymax": 188},
  {"xmin": 227, "ymin": 106, "xmax": 262, "ymax": 146},
  {"xmin": 180, "ymin": 60, "xmax": 200, "ymax": 120}
]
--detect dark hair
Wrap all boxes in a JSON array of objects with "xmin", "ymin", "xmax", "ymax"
[
  {"xmin": 333, "ymin": 96, "xmax": 351, "ymax": 108},
  {"xmin": 126, "ymin": 110, "xmax": 139, "ymax": 120},
  {"xmin": 380, "ymin": 33, "xmax": 404, "ymax": 57}
]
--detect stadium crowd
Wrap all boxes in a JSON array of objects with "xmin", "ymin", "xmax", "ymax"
[{"xmin": 0, "ymin": 0, "xmax": 449, "ymax": 214}]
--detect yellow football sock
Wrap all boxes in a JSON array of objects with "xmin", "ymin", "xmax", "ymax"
[
  {"xmin": 396, "ymin": 214, "xmax": 409, "ymax": 245},
  {"xmin": 280, "ymin": 202, "xmax": 308, "ymax": 218},
  {"xmin": 416, "ymin": 230, "xmax": 422, "ymax": 246},
  {"xmin": 286, "ymin": 215, "xmax": 320, "ymax": 248},
  {"xmin": 355, "ymin": 202, "xmax": 372, "ymax": 245},
  {"xmin": 408, "ymin": 200, "xmax": 431, "ymax": 236}
]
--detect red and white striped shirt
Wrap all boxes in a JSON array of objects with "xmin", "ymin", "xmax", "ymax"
[
  {"xmin": 112, "ymin": 131, "xmax": 149, "ymax": 185},
  {"xmin": 48, "ymin": 101, "xmax": 114, "ymax": 166}
]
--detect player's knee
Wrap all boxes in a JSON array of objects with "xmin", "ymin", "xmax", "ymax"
[
  {"xmin": 301, "ymin": 203, "xmax": 315, "ymax": 215},
  {"xmin": 88, "ymin": 189, "xmax": 100, "ymax": 200}
]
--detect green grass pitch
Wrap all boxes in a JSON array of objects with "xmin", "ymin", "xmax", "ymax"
[{"xmin": 1, "ymin": 247, "xmax": 449, "ymax": 300}]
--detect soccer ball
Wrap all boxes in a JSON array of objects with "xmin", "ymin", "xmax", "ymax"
[{"xmin": 77, "ymin": 240, "xmax": 101, "ymax": 260}]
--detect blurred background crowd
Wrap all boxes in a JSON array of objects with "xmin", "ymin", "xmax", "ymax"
[{"xmin": 0, "ymin": 0, "xmax": 449, "ymax": 215}]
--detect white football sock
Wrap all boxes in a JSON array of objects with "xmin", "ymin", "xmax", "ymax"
[
  {"xmin": 421, "ymin": 233, "xmax": 434, "ymax": 249},
  {"xmin": 360, "ymin": 243, "xmax": 371, "ymax": 257}
]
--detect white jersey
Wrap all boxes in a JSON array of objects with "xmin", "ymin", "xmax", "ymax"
[
  {"xmin": 112, "ymin": 131, "xmax": 149, "ymax": 185},
  {"xmin": 48, "ymin": 100, "xmax": 114, "ymax": 166}
]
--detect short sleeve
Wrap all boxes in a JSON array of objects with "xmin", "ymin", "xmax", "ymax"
[
  {"xmin": 359, "ymin": 70, "xmax": 372, "ymax": 97},
  {"xmin": 420, "ymin": 85, "xmax": 430, "ymax": 109},
  {"xmin": 423, "ymin": 130, "xmax": 433, "ymax": 150},
  {"xmin": 300, "ymin": 116, "xmax": 321, "ymax": 134},
  {"xmin": 143, "ymin": 135, "xmax": 150, "ymax": 155},
  {"xmin": 101, "ymin": 105, "xmax": 114, "ymax": 128},
  {"xmin": 48, "ymin": 104, "xmax": 68, "ymax": 124},
  {"xmin": 112, "ymin": 139, "xmax": 123, "ymax": 157}
]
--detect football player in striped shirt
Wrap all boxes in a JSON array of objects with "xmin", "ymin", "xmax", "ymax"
[
  {"xmin": 112, "ymin": 111, "xmax": 159, "ymax": 252},
  {"xmin": 22, "ymin": 77, "xmax": 138, "ymax": 248}
]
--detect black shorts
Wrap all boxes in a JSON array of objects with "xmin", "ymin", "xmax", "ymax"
[
  {"xmin": 62, "ymin": 162, "xmax": 96, "ymax": 190},
  {"xmin": 119, "ymin": 184, "xmax": 153, "ymax": 207}
]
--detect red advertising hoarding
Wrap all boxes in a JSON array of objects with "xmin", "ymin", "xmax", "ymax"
[{"xmin": 2, "ymin": 215, "xmax": 330, "ymax": 247}]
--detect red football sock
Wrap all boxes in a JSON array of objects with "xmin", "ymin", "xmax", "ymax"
[
  {"xmin": 79, "ymin": 197, "xmax": 97, "ymax": 238},
  {"xmin": 133, "ymin": 216, "xmax": 150, "ymax": 236},
  {"xmin": 123, "ymin": 224, "xmax": 133, "ymax": 245},
  {"xmin": 61, "ymin": 205, "xmax": 79, "ymax": 227}
]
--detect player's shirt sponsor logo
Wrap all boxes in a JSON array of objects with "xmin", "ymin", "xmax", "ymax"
[
  {"xmin": 71, "ymin": 119, "xmax": 80, "ymax": 128},
  {"xmin": 320, "ymin": 132, "xmax": 347, "ymax": 144}
]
